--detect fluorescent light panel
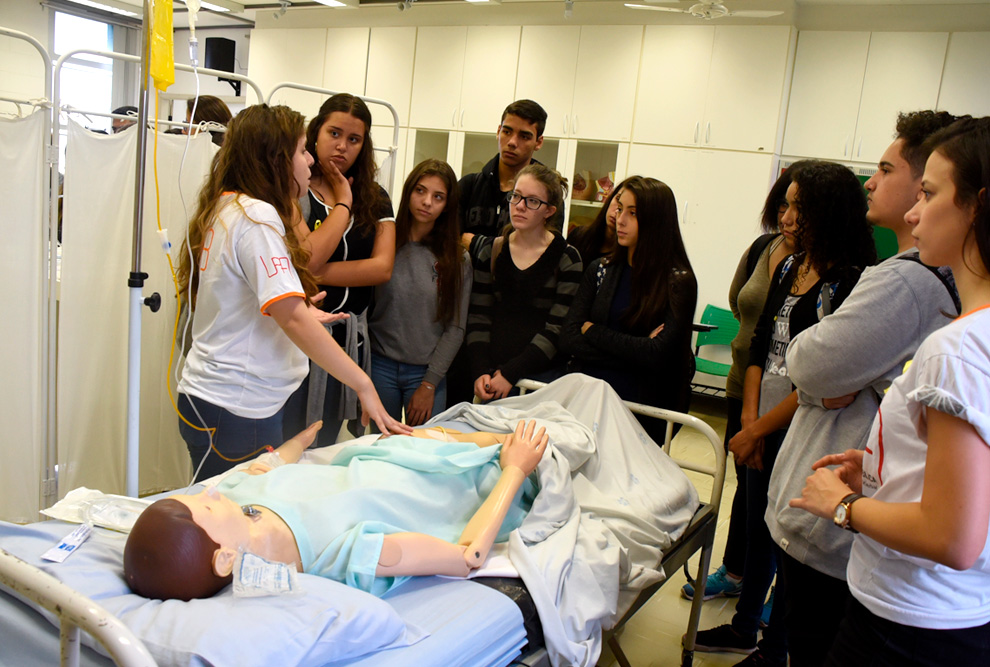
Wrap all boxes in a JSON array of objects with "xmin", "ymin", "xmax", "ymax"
[
  {"xmin": 313, "ymin": 0, "xmax": 347, "ymax": 6},
  {"xmin": 195, "ymin": 0, "xmax": 245, "ymax": 12}
]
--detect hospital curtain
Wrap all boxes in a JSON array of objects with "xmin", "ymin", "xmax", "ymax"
[
  {"xmin": 59, "ymin": 120, "xmax": 216, "ymax": 497},
  {"xmin": 0, "ymin": 111, "xmax": 45, "ymax": 523}
]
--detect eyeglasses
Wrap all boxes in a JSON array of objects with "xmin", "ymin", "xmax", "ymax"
[{"xmin": 507, "ymin": 191, "xmax": 550, "ymax": 210}]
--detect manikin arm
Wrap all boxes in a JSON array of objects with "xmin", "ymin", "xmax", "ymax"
[
  {"xmin": 375, "ymin": 420, "xmax": 548, "ymax": 577},
  {"xmin": 246, "ymin": 421, "xmax": 324, "ymax": 474}
]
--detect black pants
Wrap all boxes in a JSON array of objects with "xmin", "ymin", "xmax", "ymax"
[
  {"xmin": 722, "ymin": 396, "xmax": 748, "ymax": 576},
  {"xmin": 778, "ymin": 550, "xmax": 848, "ymax": 667},
  {"xmin": 825, "ymin": 595, "xmax": 990, "ymax": 666}
]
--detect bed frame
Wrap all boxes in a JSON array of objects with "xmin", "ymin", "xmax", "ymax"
[{"xmin": 517, "ymin": 379, "xmax": 726, "ymax": 667}]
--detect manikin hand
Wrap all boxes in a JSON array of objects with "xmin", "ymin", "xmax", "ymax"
[
  {"xmin": 823, "ymin": 391, "xmax": 860, "ymax": 410},
  {"xmin": 499, "ymin": 420, "xmax": 549, "ymax": 476},
  {"xmin": 789, "ymin": 466, "xmax": 854, "ymax": 520},
  {"xmin": 320, "ymin": 159, "xmax": 354, "ymax": 210},
  {"xmin": 487, "ymin": 371, "xmax": 513, "ymax": 400},
  {"xmin": 307, "ymin": 291, "xmax": 350, "ymax": 325},
  {"xmin": 358, "ymin": 383, "xmax": 413, "ymax": 436},
  {"xmin": 811, "ymin": 449, "xmax": 864, "ymax": 494},
  {"xmin": 405, "ymin": 384, "xmax": 435, "ymax": 426},
  {"xmin": 474, "ymin": 374, "xmax": 495, "ymax": 402},
  {"xmin": 729, "ymin": 425, "xmax": 765, "ymax": 470}
]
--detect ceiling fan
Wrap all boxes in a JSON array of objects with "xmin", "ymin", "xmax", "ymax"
[{"xmin": 624, "ymin": 1, "xmax": 783, "ymax": 20}]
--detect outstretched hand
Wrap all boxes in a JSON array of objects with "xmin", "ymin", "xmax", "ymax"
[
  {"xmin": 308, "ymin": 291, "xmax": 350, "ymax": 325},
  {"xmin": 499, "ymin": 420, "xmax": 548, "ymax": 476},
  {"xmin": 358, "ymin": 385, "xmax": 413, "ymax": 436}
]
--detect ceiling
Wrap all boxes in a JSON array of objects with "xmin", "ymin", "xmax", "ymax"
[{"xmin": 71, "ymin": 0, "xmax": 990, "ymax": 32}]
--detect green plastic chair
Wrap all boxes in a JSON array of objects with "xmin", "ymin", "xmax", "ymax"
[{"xmin": 693, "ymin": 305, "xmax": 739, "ymax": 394}]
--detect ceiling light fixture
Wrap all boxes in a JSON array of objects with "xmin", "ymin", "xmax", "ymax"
[
  {"xmin": 194, "ymin": 0, "xmax": 245, "ymax": 12},
  {"xmin": 313, "ymin": 0, "xmax": 347, "ymax": 6}
]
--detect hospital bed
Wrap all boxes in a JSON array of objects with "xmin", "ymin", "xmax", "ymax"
[{"xmin": 0, "ymin": 375, "xmax": 724, "ymax": 667}]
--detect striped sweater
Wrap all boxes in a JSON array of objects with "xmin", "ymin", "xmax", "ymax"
[{"xmin": 466, "ymin": 233, "xmax": 583, "ymax": 384}]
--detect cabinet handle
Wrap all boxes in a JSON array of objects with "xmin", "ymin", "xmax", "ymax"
[
  {"xmin": 705, "ymin": 122, "xmax": 711, "ymax": 144},
  {"xmin": 563, "ymin": 115, "xmax": 569, "ymax": 135},
  {"xmin": 694, "ymin": 121, "xmax": 700, "ymax": 144},
  {"xmin": 573, "ymin": 115, "xmax": 579, "ymax": 135},
  {"xmin": 452, "ymin": 108, "xmax": 457, "ymax": 128},
  {"xmin": 682, "ymin": 201, "xmax": 689, "ymax": 225},
  {"xmin": 857, "ymin": 137, "xmax": 863, "ymax": 158},
  {"xmin": 843, "ymin": 135, "xmax": 849, "ymax": 157},
  {"xmin": 460, "ymin": 109, "xmax": 465, "ymax": 128}
]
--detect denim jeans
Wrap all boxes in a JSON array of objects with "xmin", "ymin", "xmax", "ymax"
[
  {"xmin": 178, "ymin": 393, "xmax": 284, "ymax": 482},
  {"xmin": 370, "ymin": 353, "xmax": 446, "ymax": 425}
]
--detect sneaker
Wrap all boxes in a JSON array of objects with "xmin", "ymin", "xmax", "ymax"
[
  {"xmin": 759, "ymin": 585, "xmax": 775, "ymax": 629},
  {"xmin": 681, "ymin": 564, "xmax": 744, "ymax": 601},
  {"xmin": 733, "ymin": 649, "xmax": 787, "ymax": 667},
  {"xmin": 688, "ymin": 624, "xmax": 757, "ymax": 655}
]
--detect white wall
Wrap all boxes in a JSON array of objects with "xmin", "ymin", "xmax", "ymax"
[{"xmin": 0, "ymin": 0, "xmax": 52, "ymax": 103}]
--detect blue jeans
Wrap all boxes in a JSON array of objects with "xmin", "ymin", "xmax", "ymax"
[
  {"xmin": 178, "ymin": 393, "xmax": 284, "ymax": 482},
  {"xmin": 370, "ymin": 353, "xmax": 446, "ymax": 425}
]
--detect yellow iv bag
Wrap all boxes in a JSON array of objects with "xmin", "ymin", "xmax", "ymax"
[{"xmin": 150, "ymin": 0, "xmax": 175, "ymax": 92}]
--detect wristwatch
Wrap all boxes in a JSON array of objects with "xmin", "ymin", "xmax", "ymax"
[{"xmin": 833, "ymin": 493, "xmax": 864, "ymax": 533}]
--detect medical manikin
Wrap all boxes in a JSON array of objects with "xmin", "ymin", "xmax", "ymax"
[{"xmin": 123, "ymin": 420, "xmax": 547, "ymax": 601}]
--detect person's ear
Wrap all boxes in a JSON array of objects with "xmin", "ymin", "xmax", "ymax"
[
  {"xmin": 534, "ymin": 135, "xmax": 544, "ymax": 152},
  {"xmin": 544, "ymin": 205, "xmax": 557, "ymax": 221},
  {"xmin": 212, "ymin": 548, "xmax": 237, "ymax": 577}
]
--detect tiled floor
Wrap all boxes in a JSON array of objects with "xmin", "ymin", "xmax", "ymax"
[{"xmin": 598, "ymin": 395, "xmax": 756, "ymax": 667}]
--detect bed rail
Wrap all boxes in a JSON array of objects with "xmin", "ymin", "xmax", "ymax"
[{"xmin": 0, "ymin": 548, "xmax": 156, "ymax": 667}]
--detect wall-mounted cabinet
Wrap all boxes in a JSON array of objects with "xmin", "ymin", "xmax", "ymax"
[
  {"xmin": 409, "ymin": 26, "xmax": 521, "ymax": 133},
  {"xmin": 633, "ymin": 25, "xmax": 791, "ymax": 153},
  {"xmin": 515, "ymin": 25, "xmax": 580, "ymax": 139},
  {"xmin": 365, "ymin": 27, "xmax": 416, "ymax": 127},
  {"xmin": 247, "ymin": 28, "xmax": 329, "ymax": 111},
  {"xmin": 938, "ymin": 32, "xmax": 990, "ymax": 118},
  {"xmin": 783, "ymin": 31, "xmax": 948, "ymax": 162}
]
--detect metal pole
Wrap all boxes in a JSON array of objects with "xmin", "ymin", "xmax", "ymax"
[{"xmin": 124, "ymin": 0, "xmax": 153, "ymax": 498}]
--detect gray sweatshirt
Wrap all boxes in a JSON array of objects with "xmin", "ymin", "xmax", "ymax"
[
  {"xmin": 766, "ymin": 249, "xmax": 957, "ymax": 580},
  {"xmin": 369, "ymin": 243, "xmax": 472, "ymax": 387}
]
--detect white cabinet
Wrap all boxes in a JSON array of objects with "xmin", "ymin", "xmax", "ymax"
[
  {"xmin": 321, "ymin": 28, "xmax": 369, "ymax": 98},
  {"xmin": 516, "ymin": 26, "xmax": 580, "ymax": 139},
  {"xmin": 627, "ymin": 144, "xmax": 774, "ymax": 317},
  {"xmin": 247, "ymin": 28, "xmax": 327, "ymax": 112},
  {"xmin": 938, "ymin": 32, "xmax": 990, "ymax": 118},
  {"xmin": 365, "ymin": 27, "xmax": 417, "ymax": 127},
  {"xmin": 634, "ymin": 26, "xmax": 790, "ymax": 152},
  {"xmin": 370, "ymin": 124, "xmax": 407, "ymax": 204},
  {"xmin": 409, "ymin": 26, "xmax": 520, "ymax": 133},
  {"xmin": 783, "ymin": 31, "xmax": 948, "ymax": 162},
  {"xmin": 569, "ymin": 26, "xmax": 643, "ymax": 141}
]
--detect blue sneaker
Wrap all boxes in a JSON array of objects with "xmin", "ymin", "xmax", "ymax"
[
  {"xmin": 681, "ymin": 564, "xmax": 744, "ymax": 601},
  {"xmin": 759, "ymin": 586, "xmax": 775, "ymax": 628}
]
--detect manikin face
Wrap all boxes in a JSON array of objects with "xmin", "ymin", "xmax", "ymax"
[
  {"xmin": 408, "ymin": 175, "xmax": 448, "ymax": 226},
  {"xmin": 172, "ymin": 487, "xmax": 251, "ymax": 552},
  {"xmin": 497, "ymin": 114, "xmax": 543, "ymax": 170},
  {"xmin": 291, "ymin": 135, "xmax": 315, "ymax": 199},
  {"xmin": 864, "ymin": 139, "xmax": 922, "ymax": 228},
  {"xmin": 509, "ymin": 174, "xmax": 555, "ymax": 231},
  {"xmin": 780, "ymin": 182, "xmax": 801, "ymax": 246},
  {"xmin": 614, "ymin": 189, "xmax": 639, "ymax": 253},
  {"xmin": 906, "ymin": 151, "xmax": 977, "ymax": 271},
  {"xmin": 315, "ymin": 111, "xmax": 366, "ymax": 175}
]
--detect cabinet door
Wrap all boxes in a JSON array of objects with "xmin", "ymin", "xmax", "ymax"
[
  {"xmin": 633, "ymin": 26, "xmax": 715, "ymax": 147},
  {"xmin": 409, "ymin": 26, "xmax": 467, "ymax": 131},
  {"xmin": 571, "ymin": 25, "xmax": 643, "ymax": 142},
  {"xmin": 459, "ymin": 26, "xmax": 521, "ymax": 133},
  {"xmin": 321, "ymin": 28, "xmax": 369, "ymax": 98},
  {"xmin": 704, "ymin": 26, "xmax": 791, "ymax": 153},
  {"xmin": 781, "ymin": 31, "xmax": 870, "ymax": 160},
  {"xmin": 370, "ymin": 124, "xmax": 407, "ymax": 204},
  {"xmin": 366, "ymin": 27, "xmax": 417, "ymax": 127},
  {"xmin": 248, "ymin": 28, "xmax": 328, "ymax": 112},
  {"xmin": 938, "ymin": 32, "xmax": 990, "ymax": 118},
  {"xmin": 515, "ymin": 25, "xmax": 580, "ymax": 139},
  {"xmin": 627, "ymin": 143, "xmax": 700, "ymax": 228},
  {"xmin": 854, "ymin": 32, "xmax": 948, "ymax": 163}
]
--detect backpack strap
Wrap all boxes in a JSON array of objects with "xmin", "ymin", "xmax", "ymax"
[{"xmin": 897, "ymin": 253, "xmax": 961, "ymax": 315}]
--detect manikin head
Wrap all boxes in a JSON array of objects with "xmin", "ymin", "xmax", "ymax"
[
  {"xmin": 124, "ymin": 489, "xmax": 253, "ymax": 601},
  {"xmin": 497, "ymin": 99, "xmax": 547, "ymax": 170},
  {"xmin": 864, "ymin": 110, "xmax": 962, "ymax": 229}
]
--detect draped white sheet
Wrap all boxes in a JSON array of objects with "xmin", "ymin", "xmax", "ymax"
[
  {"xmin": 0, "ymin": 111, "xmax": 45, "ymax": 523},
  {"xmin": 59, "ymin": 121, "xmax": 217, "ymax": 497}
]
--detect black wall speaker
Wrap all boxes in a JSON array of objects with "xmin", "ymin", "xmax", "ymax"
[{"xmin": 204, "ymin": 37, "xmax": 235, "ymax": 73}]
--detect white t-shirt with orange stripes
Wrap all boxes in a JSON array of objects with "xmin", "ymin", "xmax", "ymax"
[{"xmin": 178, "ymin": 194, "xmax": 308, "ymax": 418}]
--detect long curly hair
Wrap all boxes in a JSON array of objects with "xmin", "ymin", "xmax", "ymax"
[
  {"xmin": 177, "ymin": 104, "xmax": 317, "ymax": 308},
  {"xmin": 306, "ymin": 93, "xmax": 387, "ymax": 235},
  {"xmin": 607, "ymin": 176, "xmax": 695, "ymax": 330},
  {"xmin": 925, "ymin": 117, "xmax": 990, "ymax": 277},
  {"xmin": 789, "ymin": 161, "xmax": 877, "ymax": 274},
  {"xmin": 394, "ymin": 159, "xmax": 464, "ymax": 324}
]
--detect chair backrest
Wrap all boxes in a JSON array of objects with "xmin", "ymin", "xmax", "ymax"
[{"xmin": 696, "ymin": 304, "xmax": 739, "ymax": 348}]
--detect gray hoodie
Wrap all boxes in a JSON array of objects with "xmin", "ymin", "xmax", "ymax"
[{"xmin": 766, "ymin": 249, "xmax": 957, "ymax": 580}]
